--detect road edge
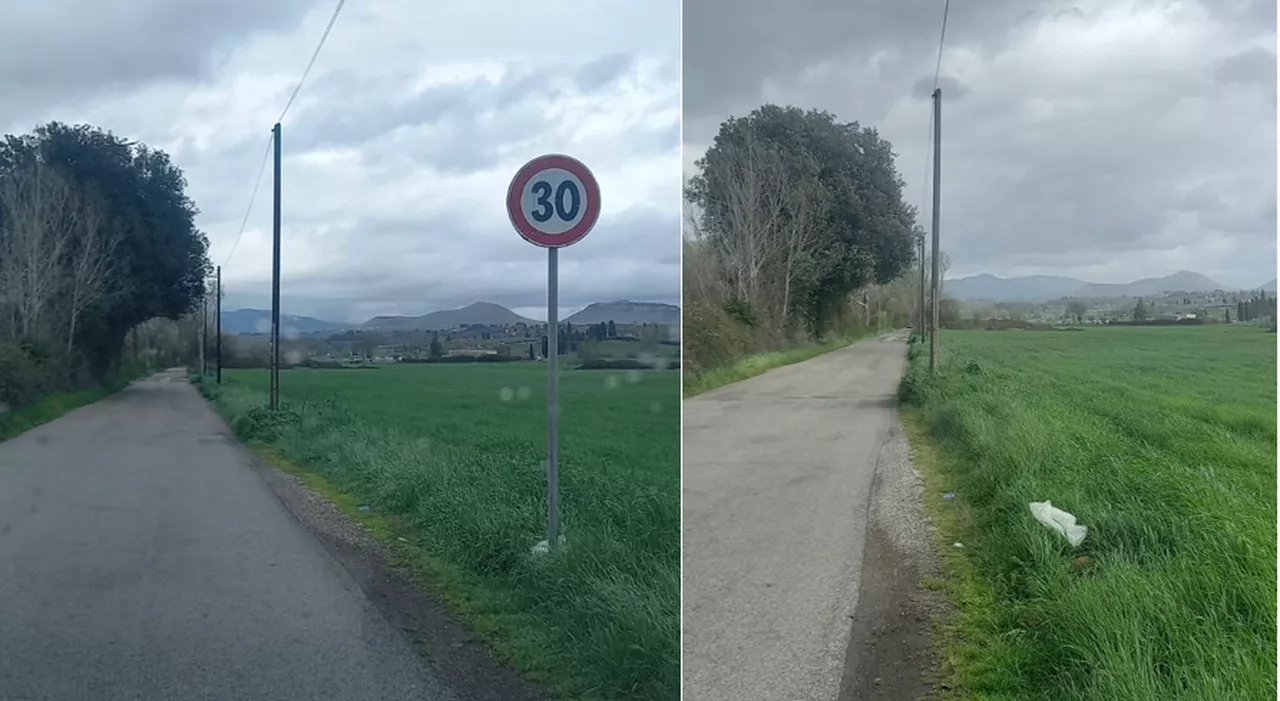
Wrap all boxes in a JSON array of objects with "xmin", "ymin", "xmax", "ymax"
[
  {"xmin": 201, "ymin": 387, "xmax": 551, "ymax": 701},
  {"xmin": 836, "ymin": 412, "xmax": 949, "ymax": 701}
]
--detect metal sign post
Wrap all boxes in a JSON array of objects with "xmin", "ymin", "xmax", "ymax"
[{"xmin": 505, "ymin": 154, "xmax": 601, "ymax": 552}]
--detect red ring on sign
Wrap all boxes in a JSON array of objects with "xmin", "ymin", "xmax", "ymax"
[{"xmin": 506, "ymin": 154, "xmax": 601, "ymax": 249}]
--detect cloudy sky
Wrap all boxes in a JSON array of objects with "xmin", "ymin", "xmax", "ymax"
[
  {"xmin": 684, "ymin": 0, "xmax": 1277, "ymax": 288},
  {"xmin": 1, "ymin": 0, "xmax": 679, "ymax": 322}
]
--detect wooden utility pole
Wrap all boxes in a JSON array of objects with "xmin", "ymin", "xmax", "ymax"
[
  {"xmin": 929, "ymin": 87, "xmax": 942, "ymax": 373},
  {"xmin": 270, "ymin": 123, "xmax": 282, "ymax": 411},
  {"xmin": 215, "ymin": 265, "xmax": 222, "ymax": 385}
]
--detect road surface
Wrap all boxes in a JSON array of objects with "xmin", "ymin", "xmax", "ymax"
[
  {"xmin": 0, "ymin": 370, "xmax": 458, "ymax": 701},
  {"xmin": 682, "ymin": 332, "xmax": 921, "ymax": 701}
]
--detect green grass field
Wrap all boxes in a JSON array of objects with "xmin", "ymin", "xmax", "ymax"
[
  {"xmin": 200, "ymin": 362, "xmax": 679, "ymax": 700},
  {"xmin": 900, "ymin": 326, "xmax": 1276, "ymax": 701}
]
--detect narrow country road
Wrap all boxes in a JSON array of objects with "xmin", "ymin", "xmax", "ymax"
[
  {"xmin": 0, "ymin": 370, "xmax": 457, "ymax": 701},
  {"xmin": 682, "ymin": 331, "xmax": 918, "ymax": 701}
]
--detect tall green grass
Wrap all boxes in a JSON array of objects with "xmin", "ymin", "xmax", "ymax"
[
  {"xmin": 901, "ymin": 326, "xmax": 1276, "ymax": 700},
  {"xmin": 200, "ymin": 363, "xmax": 679, "ymax": 700}
]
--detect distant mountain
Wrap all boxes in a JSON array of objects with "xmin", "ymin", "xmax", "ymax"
[
  {"xmin": 944, "ymin": 274, "xmax": 1088, "ymax": 302},
  {"xmin": 1259, "ymin": 279, "xmax": 1277, "ymax": 292},
  {"xmin": 946, "ymin": 270, "xmax": 1236, "ymax": 302},
  {"xmin": 362, "ymin": 302, "xmax": 536, "ymax": 331},
  {"xmin": 1073, "ymin": 271, "xmax": 1226, "ymax": 298},
  {"xmin": 416, "ymin": 302, "xmax": 536, "ymax": 329},
  {"xmin": 220, "ymin": 309, "xmax": 349, "ymax": 335},
  {"xmin": 362, "ymin": 315, "xmax": 417, "ymax": 330},
  {"xmin": 566, "ymin": 300, "xmax": 681, "ymax": 326}
]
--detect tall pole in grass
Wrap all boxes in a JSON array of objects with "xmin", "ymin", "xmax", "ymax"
[
  {"xmin": 270, "ymin": 122, "xmax": 282, "ymax": 411},
  {"xmin": 215, "ymin": 265, "xmax": 222, "ymax": 385},
  {"xmin": 200, "ymin": 283, "xmax": 208, "ymax": 375},
  {"xmin": 929, "ymin": 88, "xmax": 942, "ymax": 373},
  {"xmin": 918, "ymin": 232, "xmax": 926, "ymax": 343}
]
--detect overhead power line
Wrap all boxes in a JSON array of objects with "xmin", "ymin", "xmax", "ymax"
[
  {"xmin": 932, "ymin": 0, "xmax": 953, "ymax": 93},
  {"xmin": 224, "ymin": 0, "xmax": 346, "ymax": 268},
  {"xmin": 277, "ymin": 0, "xmax": 348, "ymax": 125},
  {"xmin": 223, "ymin": 133, "xmax": 274, "ymax": 267}
]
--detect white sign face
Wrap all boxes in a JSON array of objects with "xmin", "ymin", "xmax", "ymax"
[
  {"xmin": 517, "ymin": 167, "xmax": 588, "ymax": 236},
  {"xmin": 506, "ymin": 154, "xmax": 600, "ymax": 249}
]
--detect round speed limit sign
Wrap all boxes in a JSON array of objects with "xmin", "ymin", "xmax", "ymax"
[{"xmin": 506, "ymin": 154, "xmax": 601, "ymax": 248}]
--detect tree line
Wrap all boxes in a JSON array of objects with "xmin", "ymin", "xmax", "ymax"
[
  {"xmin": 0, "ymin": 122, "xmax": 210, "ymax": 409},
  {"xmin": 682, "ymin": 104, "xmax": 922, "ymax": 375}
]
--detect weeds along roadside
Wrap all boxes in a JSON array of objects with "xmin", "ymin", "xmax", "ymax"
[
  {"xmin": 191, "ymin": 374, "xmax": 679, "ymax": 701},
  {"xmin": 897, "ymin": 329, "xmax": 1276, "ymax": 701}
]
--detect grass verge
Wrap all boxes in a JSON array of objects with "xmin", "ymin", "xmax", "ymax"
[
  {"xmin": 0, "ymin": 365, "xmax": 152, "ymax": 442},
  {"xmin": 194, "ymin": 363, "xmax": 679, "ymax": 701},
  {"xmin": 899, "ymin": 327, "xmax": 1276, "ymax": 700},
  {"xmin": 683, "ymin": 328, "xmax": 881, "ymax": 397}
]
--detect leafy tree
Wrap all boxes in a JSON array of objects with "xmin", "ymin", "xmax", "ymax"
[
  {"xmin": 1133, "ymin": 298, "xmax": 1149, "ymax": 321},
  {"xmin": 607, "ymin": 319, "xmax": 617, "ymax": 337},
  {"xmin": 686, "ymin": 104, "xmax": 917, "ymax": 336},
  {"xmin": 1066, "ymin": 300, "xmax": 1088, "ymax": 324},
  {"xmin": 0, "ymin": 121, "xmax": 210, "ymax": 383},
  {"xmin": 429, "ymin": 330, "xmax": 442, "ymax": 359}
]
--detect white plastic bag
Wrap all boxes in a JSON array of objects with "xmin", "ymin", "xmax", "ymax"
[{"xmin": 1028, "ymin": 500, "xmax": 1088, "ymax": 547}]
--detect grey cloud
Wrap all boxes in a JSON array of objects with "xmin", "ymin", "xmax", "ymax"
[
  {"xmin": 912, "ymin": 75, "xmax": 970, "ymax": 100},
  {"xmin": 575, "ymin": 53, "xmax": 638, "ymax": 92},
  {"xmin": 223, "ymin": 204, "xmax": 680, "ymax": 322},
  {"xmin": 684, "ymin": 0, "xmax": 1277, "ymax": 286},
  {"xmin": 0, "ymin": 0, "xmax": 313, "ymax": 116}
]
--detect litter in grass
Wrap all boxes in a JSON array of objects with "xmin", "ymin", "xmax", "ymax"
[
  {"xmin": 532, "ymin": 535, "xmax": 568, "ymax": 556},
  {"xmin": 1029, "ymin": 500, "xmax": 1088, "ymax": 547},
  {"xmin": 943, "ymin": 492, "xmax": 955, "ymax": 500}
]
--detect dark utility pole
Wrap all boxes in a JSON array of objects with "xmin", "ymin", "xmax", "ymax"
[
  {"xmin": 270, "ymin": 123, "xmax": 282, "ymax": 411},
  {"xmin": 918, "ymin": 232, "xmax": 926, "ymax": 342},
  {"xmin": 929, "ymin": 88, "xmax": 942, "ymax": 373},
  {"xmin": 200, "ymin": 283, "xmax": 208, "ymax": 375},
  {"xmin": 215, "ymin": 265, "xmax": 222, "ymax": 385}
]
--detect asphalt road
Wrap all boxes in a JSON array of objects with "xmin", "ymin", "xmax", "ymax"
[
  {"xmin": 0, "ymin": 369, "xmax": 457, "ymax": 701},
  {"xmin": 682, "ymin": 332, "xmax": 912, "ymax": 701}
]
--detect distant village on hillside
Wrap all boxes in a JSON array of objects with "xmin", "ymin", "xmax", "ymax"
[
  {"xmin": 942, "ymin": 271, "xmax": 1277, "ymax": 327},
  {"xmin": 216, "ymin": 300, "xmax": 681, "ymax": 369}
]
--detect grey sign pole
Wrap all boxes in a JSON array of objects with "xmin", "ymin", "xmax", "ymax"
[{"xmin": 546, "ymin": 247, "xmax": 560, "ymax": 547}]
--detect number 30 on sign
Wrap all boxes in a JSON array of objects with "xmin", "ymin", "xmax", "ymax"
[{"xmin": 506, "ymin": 154, "xmax": 601, "ymax": 249}]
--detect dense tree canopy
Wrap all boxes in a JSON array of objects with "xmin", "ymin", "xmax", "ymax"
[
  {"xmin": 685, "ymin": 104, "xmax": 919, "ymax": 339},
  {"xmin": 0, "ymin": 121, "xmax": 210, "ymax": 401}
]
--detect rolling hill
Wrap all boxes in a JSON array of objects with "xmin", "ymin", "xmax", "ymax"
[
  {"xmin": 1072, "ymin": 271, "xmax": 1226, "ymax": 298},
  {"xmin": 362, "ymin": 302, "xmax": 537, "ymax": 331},
  {"xmin": 944, "ymin": 274, "xmax": 1088, "ymax": 302},
  {"xmin": 566, "ymin": 300, "xmax": 681, "ymax": 325},
  {"xmin": 946, "ymin": 270, "xmax": 1235, "ymax": 302},
  {"xmin": 220, "ymin": 309, "xmax": 349, "ymax": 335}
]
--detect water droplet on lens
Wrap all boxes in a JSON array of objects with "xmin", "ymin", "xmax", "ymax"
[
  {"xmin": 516, "ymin": 386, "xmax": 531, "ymax": 400},
  {"xmin": 499, "ymin": 387, "xmax": 514, "ymax": 401},
  {"xmin": 605, "ymin": 375, "xmax": 620, "ymax": 390}
]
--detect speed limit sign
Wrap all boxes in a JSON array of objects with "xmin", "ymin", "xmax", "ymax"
[
  {"xmin": 506, "ymin": 153, "xmax": 602, "ymax": 554},
  {"xmin": 506, "ymin": 154, "xmax": 601, "ymax": 248}
]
